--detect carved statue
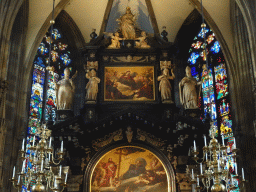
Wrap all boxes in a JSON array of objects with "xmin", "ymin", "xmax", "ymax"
[
  {"xmin": 135, "ymin": 31, "xmax": 150, "ymax": 48},
  {"xmin": 179, "ymin": 66, "xmax": 202, "ymax": 109},
  {"xmin": 158, "ymin": 68, "xmax": 175, "ymax": 102},
  {"xmin": 55, "ymin": 68, "xmax": 77, "ymax": 110},
  {"xmin": 126, "ymin": 127, "xmax": 133, "ymax": 143},
  {"xmin": 117, "ymin": 7, "xmax": 136, "ymax": 39},
  {"xmin": 85, "ymin": 69, "xmax": 100, "ymax": 101},
  {"xmin": 108, "ymin": 32, "xmax": 122, "ymax": 48}
]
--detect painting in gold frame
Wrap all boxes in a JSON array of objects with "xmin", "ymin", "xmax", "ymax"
[
  {"xmin": 90, "ymin": 146, "xmax": 170, "ymax": 192},
  {"xmin": 104, "ymin": 66, "xmax": 155, "ymax": 101}
]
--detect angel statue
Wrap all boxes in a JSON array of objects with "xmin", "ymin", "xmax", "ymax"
[
  {"xmin": 117, "ymin": 6, "xmax": 136, "ymax": 39},
  {"xmin": 85, "ymin": 69, "xmax": 101, "ymax": 101},
  {"xmin": 55, "ymin": 68, "xmax": 77, "ymax": 110},
  {"xmin": 179, "ymin": 66, "xmax": 202, "ymax": 109},
  {"xmin": 158, "ymin": 68, "xmax": 175, "ymax": 102},
  {"xmin": 108, "ymin": 32, "xmax": 123, "ymax": 48}
]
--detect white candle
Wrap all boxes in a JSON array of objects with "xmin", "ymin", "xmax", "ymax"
[
  {"xmin": 235, "ymin": 163, "xmax": 238, "ymax": 175},
  {"xmin": 194, "ymin": 140, "xmax": 196, "ymax": 151},
  {"xmin": 191, "ymin": 169, "xmax": 194, "ymax": 180},
  {"xmin": 32, "ymin": 136, "xmax": 35, "ymax": 147},
  {"xmin": 41, "ymin": 160, "xmax": 43, "ymax": 172},
  {"xmin": 242, "ymin": 168, "xmax": 245, "ymax": 180},
  {"xmin": 61, "ymin": 141, "xmax": 63, "ymax": 152},
  {"xmin": 54, "ymin": 177, "xmax": 57, "ymax": 188},
  {"xmin": 59, "ymin": 165, "xmax": 62, "ymax": 177},
  {"xmin": 200, "ymin": 163, "xmax": 203, "ymax": 175},
  {"xmin": 222, "ymin": 135, "xmax": 225, "ymax": 146},
  {"xmin": 17, "ymin": 175, "xmax": 20, "ymax": 184},
  {"xmin": 188, "ymin": 148, "xmax": 191, "ymax": 156},
  {"xmin": 206, "ymin": 153, "xmax": 208, "ymax": 161},
  {"xmin": 49, "ymin": 137, "xmax": 52, "ymax": 148},
  {"xmin": 65, "ymin": 172, "xmax": 68, "ymax": 183},
  {"xmin": 22, "ymin": 138, "xmax": 25, "ymax": 151},
  {"xmin": 204, "ymin": 135, "xmax": 207, "ymax": 147},
  {"xmin": 21, "ymin": 160, "xmax": 26, "ymax": 173},
  {"xmin": 12, "ymin": 166, "xmax": 15, "ymax": 178},
  {"xmin": 197, "ymin": 177, "xmax": 199, "ymax": 186},
  {"xmin": 218, "ymin": 160, "xmax": 220, "ymax": 172},
  {"xmin": 233, "ymin": 137, "xmax": 236, "ymax": 149}
]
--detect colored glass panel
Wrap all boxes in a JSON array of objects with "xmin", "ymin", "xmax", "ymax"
[
  {"xmin": 211, "ymin": 41, "xmax": 220, "ymax": 53},
  {"xmin": 214, "ymin": 63, "xmax": 229, "ymax": 99},
  {"xmin": 198, "ymin": 27, "xmax": 209, "ymax": 38},
  {"xmin": 52, "ymin": 28, "xmax": 61, "ymax": 40},
  {"xmin": 220, "ymin": 115, "xmax": 233, "ymax": 136},
  {"xmin": 188, "ymin": 52, "xmax": 200, "ymax": 64},
  {"xmin": 60, "ymin": 53, "xmax": 71, "ymax": 66}
]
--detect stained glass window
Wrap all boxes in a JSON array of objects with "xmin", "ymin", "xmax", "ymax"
[
  {"xmin": 187, "ymin": 22, "xmax": 237, "ymax": 190},
  {"xmin": 25, "ymin": 26, "xmax": 73, "ymax": 191}
]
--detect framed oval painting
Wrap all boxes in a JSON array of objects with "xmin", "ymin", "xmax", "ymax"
[{"xmin": 90, "ymin": 146, "xmax": 174, "ymax": 192}]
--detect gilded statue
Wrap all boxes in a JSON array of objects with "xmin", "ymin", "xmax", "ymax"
[
  {"xmin": 108, "ymin": 32, "xmax": 122, "ymax": 49},
  {"xmin": 135, "ymin": 31, "xmax": 150, "ymax": 48},
  {"xmin": 117, "ymin": 7, "xmax": 136, "ymax": 39},
  {"xmin": 85, "ymin": 69, "xmax": 101, "ymax": 101},
  {"xmin": 158, "ymin": 68, "xmax": 175, "ymax": 102},
  {"xmin": 55, "ymin": 68, "xmax": 77, "ymax": 110},
  {"xmin": 179, "ymin": 66, "xmax": 201, "ymax": 109}
]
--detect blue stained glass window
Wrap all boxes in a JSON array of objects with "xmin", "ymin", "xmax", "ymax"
[
  {"xmin": 52, "ymin": 29, "xmax": 61, "ymax": 40},
  {"xmin": 60, "ymin": 53, "xmax": 71, "ymax": 66},
  {"xmin": 198, "ymin": 27, "xmax": 209, "ymax": 38},
  {"xmin": 211, "ymin": 41, "xmax": 220, "ymax": 53},
  {"xmin": 188, "ymin": 52, "xmax": 200, "ymax": 64}
]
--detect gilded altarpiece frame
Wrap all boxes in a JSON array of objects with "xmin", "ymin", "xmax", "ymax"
[{"xmin": 88, "ymin": 146, "xmax": 175, "ymax": 192}]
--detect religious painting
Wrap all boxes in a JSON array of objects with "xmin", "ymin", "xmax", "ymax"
[
  {"xmin": 90, "ymin": 146, "xmax": 170, "ymax": 192},
  {"xmin": 104, "ymin": 66, "xmax": 155, "ymax": 101}
]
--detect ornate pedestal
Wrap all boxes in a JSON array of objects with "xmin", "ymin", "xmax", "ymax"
[{"xmin": 56, "ymin": 110, "xmax": 74, "ymax": 122}]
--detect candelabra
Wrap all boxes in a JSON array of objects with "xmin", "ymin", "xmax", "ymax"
[
  {"xmin": 186, "ymin": 127, "xmax": 245, "ymax": 192},
  {"xmin": 10, "ymin": 124, "xmax": 68, "ymax": 192}
]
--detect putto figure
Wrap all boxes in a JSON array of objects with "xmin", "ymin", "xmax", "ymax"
[
  {"xmin": 117, "ymin": 7, "xmax": 136, "ymax": 39},
  {"xmin": 179, "ymin": 66, "xmax": 201, "ymax": 109},
  {"xmin": 108, "ymin": 32, "xmax": 123, "ymax": 48},
  {"xmin": 85, "ymin": 69, "xmax": 101, "ymax": 101},
  {"xmin": 55, "ymin": 68, "xmax": 77, "ymax": 110}
]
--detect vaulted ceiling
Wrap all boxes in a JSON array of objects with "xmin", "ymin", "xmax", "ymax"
[{"xmin": 25, "ymin": 0, "xmax": 233, "ymax": 60}]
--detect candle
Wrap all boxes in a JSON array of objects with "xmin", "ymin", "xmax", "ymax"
[
  {"xmin": 188, "ymin": 148, "xmax": 191, "ymax": 156},
  {"xmin": 49, "ymin": 137, "xmax": 52, "ymax": 148},
  {"xmin": 222, "ymin": 135, "xmax": 225, "ymax": 146},
  {"xmin": 54, "ymin": 177, "xmax": 57, "ymax": 188},
  {"xmin": 32, "ymin": 136, "xmax": 35, "ymax": 147},
  {"xmin": 235, "ymin": 163, "xmax": 238, "ymax": 175},
  {"xmin": 197, "ymin": 177, "xmax": 199, "ymax": 186},
  {"xmin": 61, "ymin": 141, "xmax": 63, "ymax": 152},
  {"xmin": 200, "ymin": 163, "xmax": 203, "ymax": 175},
  {"xmin": 233, "ymin": 137, "xmax": 236, "ymax": 149},
  {"xmin": 22, "ymin": 138, "xmax": 25, "ymax": 151},
  {"xmin": 218, "ymin": 160, "xmax": 220, "ymax": 172},
  {"xmin": 204, "ymin": 135, "xmax": 207, "ymax": 147},
  {"xmin": 17, "ymin": 175, "xmax": 20, "ymax": 184},
  {"xmin": 242, "ymin": 168, "xmax": 245, "ymax": 180},
  {"xmin": 21, "ymin": 160, "xmax": 26, "ymax": 173},
  {"xmin": 59, "ymin": 165, "xmax": 62, "ymax": 177},
  {"xmin": 65, "ymin": 172, "xmax": 68, "ymax": 183},
  {"xmin": 194, "ymin": 140, "xmax": 196, "ymax": 152},
  {"xmin": 41, "ymin": 159, "xmax": 43, "ymax": 172},
  {"xmin": 12, "ymin": 166, "xmax": 15, "ymax": 178},
  {"xmin": 206, "ymin": 153, "xmax": 208, "ymax": 161},
  {"xmin": 191, "ymin": 169, "xmax": 194, "ymax": 180}
]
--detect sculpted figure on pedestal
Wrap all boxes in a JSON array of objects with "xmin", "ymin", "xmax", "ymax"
[
  {"xmin": 179, "ymin": 66, "xmax": 201, "ymax": 109},
  {"xmin": 85, "ymin": 69, "xmax": 101, "ymax": 101},
  {"xmin": 158, "ymin": 68, "xmax": 175, "ymax": 102},
  {"xmin": 117, "ymin": 7, "xmax": 136, "ymax": 40},
  {"xmin": 55, "ymin": 68, "xmax": 77, "ymax": 110}
]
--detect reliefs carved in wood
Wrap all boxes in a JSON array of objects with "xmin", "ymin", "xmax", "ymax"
[
  {"xmin": 137, "ymin": 128, "xmax": 166, "ymax": 148},
  {"xmin": 92, "ymin": 129, "xmax": 123, "ymax": 151}
]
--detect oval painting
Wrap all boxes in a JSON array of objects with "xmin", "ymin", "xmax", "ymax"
[{"xmin": 90, "ymin": 146, "xmax": 171, "ymax": 192}]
